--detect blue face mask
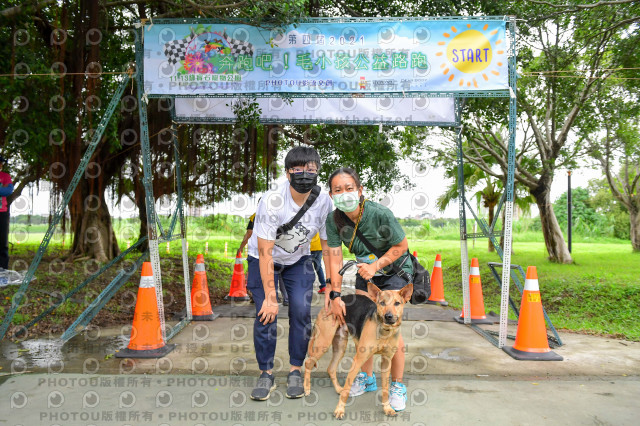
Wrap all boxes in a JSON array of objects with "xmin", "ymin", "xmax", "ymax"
[{"xmin": 332, "ymin": 191, "xmax": 359, "ymax": 212}]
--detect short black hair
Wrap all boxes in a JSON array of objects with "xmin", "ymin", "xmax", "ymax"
[{"xmin": 284, "ymin": 146, "xmax": 321, "ymax": 171}]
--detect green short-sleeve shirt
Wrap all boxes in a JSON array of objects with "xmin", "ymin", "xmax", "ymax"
[{"xmin": 326, "ymin": 201, "xmax": 413, "ymax": 277}]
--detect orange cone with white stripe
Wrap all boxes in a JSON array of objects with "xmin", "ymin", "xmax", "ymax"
[
  {"xmin": 456, "ymin": 258, "xmax": 492, "ymax": 324},
  {"xmin": 427, "ymin": 254, "xmax": 448, "ymax": 306},
  {"xmin": 116, "ymin": 262, "xmax": 175, "ymax": 358},
  {"xmin": 224, "ymin": 251, "xmax": 250, "ymax": 301},
  {"xmin": 503, "ymin": 266, "xmax": 562, "ymax": 361},
  {"xmin": 191, "ymin": 254, "xmax": 218, "ymax": 321}
]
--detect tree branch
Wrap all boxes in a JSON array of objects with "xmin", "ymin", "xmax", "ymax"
[
  {"xmin": 526, "ymin": 0, "xmax": 637, "ymax": 10},
  {"xmin": 1, "ymin": 0, "xmax": 55, "ymax": 19},
  {"xmin": 8, "ymin": 169, "xmax": 43, "ymax": 205},
  {"xmin": 518, "ymin": 97, "xmax": 549, "ymax": 163},
  {"xmin": 335, "ymin": 0, "xmax": 363, "ymax": 17}
]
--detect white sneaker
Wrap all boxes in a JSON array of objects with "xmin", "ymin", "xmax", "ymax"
[
  {"xmin": 349, "ymin": 372, "xmax": 377, "ymax": 396},
  {"xmin": 389, "ymin": 381, "xmax": 407, "ymax": 411}
]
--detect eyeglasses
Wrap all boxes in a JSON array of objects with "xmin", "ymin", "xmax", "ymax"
[{"xmin": 289, "ymin": 167, "xmax": 318, "ymax": 175}]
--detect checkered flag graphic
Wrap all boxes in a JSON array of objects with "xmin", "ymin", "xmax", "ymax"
[
  {"xmin": 222, "ymin": 32, "xmax": 254, "ymax": 58},
  {"xmin": 163, "ymin": 35, "xmax": 194, "ymax": 65}
]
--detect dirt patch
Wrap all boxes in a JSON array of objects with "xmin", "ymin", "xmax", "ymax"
[{"xmin": 0, "ymin": 251, "xmax": 235, "ymax": 340}]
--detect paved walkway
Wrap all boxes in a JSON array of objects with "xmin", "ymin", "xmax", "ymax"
[{"xmin": 1, "ymin": 292, "xmax": 639, "ymax": 425}]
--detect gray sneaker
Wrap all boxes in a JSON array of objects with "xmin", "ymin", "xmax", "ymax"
[
  {"xmin": 285, "ymin": 370, "xmax": 304, "ymax": 399},
  {"xmin": 250, "ymin": 372, "xmax": 276, "ymax": 401}
]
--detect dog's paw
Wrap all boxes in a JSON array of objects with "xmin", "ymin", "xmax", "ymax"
[
  {"xmin": 334, "ymin": 407, "xmax": 346, "ymax": 419},
  {"xmin": 304, "ymin": 387, "xmax": 310, "ymax": 396},
  {"xmin": 383, "ymin": 406, "xmax": 397, "ymax": 417}
]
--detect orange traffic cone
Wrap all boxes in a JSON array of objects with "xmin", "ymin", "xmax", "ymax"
[
  {"xmin": 503, "ymin": 266, "xmax": 562, "ymax": 361},
  {"xmin": 116, "ymin": 262, "xmax": 175, "ymax": 358},
  {"xmin": 224, "ymin": 251, "xmax": 250, "ymax": 301},
  {"xmin": 427, "ymin": 254, "xmax": 448, "ymax": 306},
  {"xmin": 456, "ymin": 258, "xmax": 492, "ymax": 324},
  {"xmin": 191, "ymin": 254, "xmax": 218, "ymax": 321}
]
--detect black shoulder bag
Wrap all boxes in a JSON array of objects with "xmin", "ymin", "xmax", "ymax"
[
  {"xmin": 275, "ymin": 185, "xmax": 321, "ymax": 239},
  {"xmin": 341, "ymin": 211, "xmax": 430, "ymax": 304}
]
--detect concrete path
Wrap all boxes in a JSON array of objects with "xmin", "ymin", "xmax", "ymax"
[
  {"xmin": 1, "ymin": 373, "xmax": 638, "ymax": 425},
  {"xmin": 1, "ymin": 293, "xmax": 639, "ymax": 425}
]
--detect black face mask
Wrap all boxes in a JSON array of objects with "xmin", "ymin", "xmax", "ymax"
[{"xmin": 289, "ymin": 172, "xmax": 318, "ymax": 194}]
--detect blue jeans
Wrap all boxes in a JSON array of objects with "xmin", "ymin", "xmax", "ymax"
[
  {"xmin": 247, "ymin": 255, "xmax": 314, "ymax": 371},
  {"xmin": 311, "ymin": 250, "xmax": 326, "ymax": 289}
]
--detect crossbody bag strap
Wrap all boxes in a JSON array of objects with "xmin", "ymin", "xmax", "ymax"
[{"xmin": 276, "ymin": 185, "xmax": 321, "ymax": 238}]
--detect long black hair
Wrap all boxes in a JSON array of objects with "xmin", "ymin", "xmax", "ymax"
[{"xmin": 328, "ymin": 167, "xmax": 366, "ymax": 238}]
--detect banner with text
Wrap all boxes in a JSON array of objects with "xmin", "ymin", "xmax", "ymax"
[
  {"xmin": 143, "ymin": 19, "xmax": 508, "ymax": 96},
  {"xmin": 173, "ymin": 97, "xmax": 457, "ymax": 125}
]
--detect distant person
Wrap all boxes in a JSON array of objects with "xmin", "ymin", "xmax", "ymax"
[
  {"xmin": 238, "ymin": 209, "xmax": 288, "ymax": 305},
  {"xmin": 0, "ymin": 156, "xmax": 14, "ymax": 270},
  {"xmin": 309, "ymin": 233, "xmax": 328, "ymax": 294}
]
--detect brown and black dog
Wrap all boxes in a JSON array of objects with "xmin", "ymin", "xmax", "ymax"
[{"xmin": 303, "ymin": 282, "xmax": 413, "ymax": 419}]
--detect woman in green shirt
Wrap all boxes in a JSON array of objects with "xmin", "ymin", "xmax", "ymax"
[{"xmin": 325, "ymin": 167, "xmax": 411, "ymax": 412}]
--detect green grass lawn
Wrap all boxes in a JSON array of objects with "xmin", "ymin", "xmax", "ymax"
[
  {"xmin": 6, "ymin": 229, "xmax": 640, "ymax": 341},
  {"xmin": 406, "ymin": 240, "xmax": 640, "ymax": 341}
]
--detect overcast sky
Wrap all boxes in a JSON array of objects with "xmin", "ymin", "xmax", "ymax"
[{"xmin": 16, "ymin": 154, "xmax": 600, "ymax": 221}]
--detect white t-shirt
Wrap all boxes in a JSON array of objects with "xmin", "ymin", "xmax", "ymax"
[{"xmin": 248, "ymin": 179, "xmax": 332, "ymax": 265}]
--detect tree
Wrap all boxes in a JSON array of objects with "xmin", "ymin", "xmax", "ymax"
[
  {"xmin": 278, "ymin": 124, "xmax": 430, "ymax": 195},
  {"xmin": 553, "ymin": 187, "xmax": 610, "ymax": 237},
  {"xmin": 0, "ymin": 0, "xmax": 309, "ymax": 261},
  {"xmin": 586, "ymin": 108, "xmax": 640, "ymax": 250},
  {"xmin": 428, "ymin": 1, "xmax": 639, "ymax": 263},
  {"xmin": 435, "ymin": 163, "xmax": 534, "ymax": 252},
  {"xmin": 588, "ymin": 178, "xmax": 630, "ymax": 240},
  {"xmin": 578, "ymin": 11, "xmax": 640, "ymax": 251}
]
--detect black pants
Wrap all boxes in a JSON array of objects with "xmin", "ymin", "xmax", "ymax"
[
  {"xmin": 355, "ymin": 273, "xmax": 408, "ymax": 292},
  {"xmin": 0, "ymin": 210, "xmax": 9, "ymax": 269}
]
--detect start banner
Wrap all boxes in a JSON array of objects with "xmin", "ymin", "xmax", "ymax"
[{"xmin": 142, "ymin": 19, "xmax": 509, "ymax": 96}]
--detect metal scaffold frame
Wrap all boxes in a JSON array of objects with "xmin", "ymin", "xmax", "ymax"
[
  {"xmin": 456, "ymin": 17, "xmax": 517, "ymax": 347},
  {"xmin": 0, "ymin": 54, "xmax": 194, "ymax": 343},
  {"xmin": 3, "ymin": 17, "xmax": 560, "ymax": 354}
]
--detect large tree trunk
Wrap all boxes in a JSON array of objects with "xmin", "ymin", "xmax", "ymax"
[
  {"xmin": 69, "ymin": 188, "xmax": 119, "ymax": 262},
  {"xmin": 630, "ymin": 208, "xmax": 640, "ymax": 252},
  {"xmin": 488, "ymin": 203, "xmax": 495, "ymax": 252},
  {"xmin": 135, "ymin": 177, "xmax": 149, "ymax": 253},
  {"xmin": 532, "ymin": 186, "xmax": 573, "ymax": 264}
]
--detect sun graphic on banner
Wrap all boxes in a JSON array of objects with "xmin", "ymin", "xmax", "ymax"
[{"xmin": 435, "ymin": 23, "xmax": 505, "ymax": 88}]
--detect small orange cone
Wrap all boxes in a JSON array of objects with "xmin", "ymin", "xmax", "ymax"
[
  {"xmin": 427, "ymin": 254, "xmax": 448, "ymax": 306},
  {"xmin": 503, "ymin": 266, "xmax": 562, "ymax": 361},
  {"xmin": 116, "ymin": 262, "xmax": 175, "ymax": 358},
  {"xmin": 191, "ymin": 254, "xmax": 218, "ymax": 321},
  {"xmin": 456, "ymin": 258, "xmax": 492, "ymax": 324},
  {"xmin": 224, "ymin": 251, "xmax": 250, "ymax": 301}
]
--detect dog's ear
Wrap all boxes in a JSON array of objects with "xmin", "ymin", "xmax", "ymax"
[
  {"xmin": 367, "ymin": 282, "xmax": 381, "ymax": 301},
  {"xmin": 399, "ymin": 283, "xmax": 413, "ymax": 303}
]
